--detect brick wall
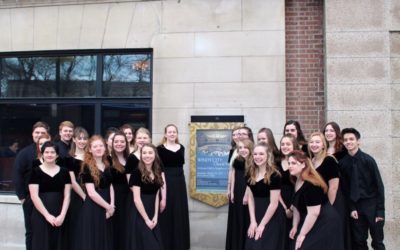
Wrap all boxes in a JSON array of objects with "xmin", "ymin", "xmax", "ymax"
[{"xmin": 285, "ymin": 0, "xmax": 325, "ymax": 137}]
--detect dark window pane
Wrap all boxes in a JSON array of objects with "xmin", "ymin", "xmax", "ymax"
[
  {"xmin": 0, "ymin": 103, "xmax": 94, "ymax": 192},
  {"xmin": 1, "ymin": 57, "xmax": 57, "ymax": 97},
  {"xmin": 101, "ymin": 103, "xmax": 150, "ymax": 134},
  {"xmin": 102, "ymin": 54, "xmax": 151, "ymax": 97},
  {"xmin": 60, "ymin": 56, "xmax": 96, "ymax": 97}
]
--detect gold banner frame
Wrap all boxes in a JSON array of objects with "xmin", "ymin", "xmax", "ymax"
[{"xmin": 189, "ymin": 122, "xmax": 244, "ymax": 208}]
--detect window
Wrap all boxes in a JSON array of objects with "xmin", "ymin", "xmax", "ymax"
[{"xmin": 0, "ymin": 49, "xmax": 153, "ymax": 193}]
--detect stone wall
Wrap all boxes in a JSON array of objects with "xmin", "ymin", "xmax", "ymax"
[
  {"xmin": 325, "ymin": 0, "xmax": 400, "ymax": 249},
  {"xmin": 0, "ymin": 1, "xmax": 286, "ymax": 249}
]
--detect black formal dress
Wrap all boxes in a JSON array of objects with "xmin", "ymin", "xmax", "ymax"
[
  {"xmin": 225, "ymin": 157, "xmax": 249, "ymax": 250},
  {"xmin": 75, "ymin": 166, "xmax": 114, "ymax": 250},
  {"xmin": 276, "ymin": 160, "xmax": 294, "ymax": 250},
  {"xmin": 130, "ymin": 168, "xmax": 164, "ymax": 250},
  {"xmin": 110, "ymin": 162, "xmax": 130, "ymax": 250},
  {"xmin": 316, "ymin": 156, "xmax": 351, "ymax": 250},
  {"xmin": 29, "ymin": 166, "xmax": 71, "ymax": 250},
  {"xmin": 245, "ymin": 173, "xmax": 286, "ymax": 250},
  {"xmin": 125, "ymin": 153, "xmax": 140, "ymax": 250},
  {"xmin": 291, "ymin": 181, "xmax": 344, "ymax": 250},
  {"xmin": 157, "ymin": 144, "xmax": 190, "ymax": 250}
]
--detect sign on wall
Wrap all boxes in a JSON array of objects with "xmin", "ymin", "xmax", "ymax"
[{"xmin": 189, "ymin": 116, "xmax": 244, "ymax": 207}]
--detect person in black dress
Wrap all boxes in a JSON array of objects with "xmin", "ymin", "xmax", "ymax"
[
  {"xmin": 29, "ymin": 141, "xmax": 71, "ymax": 250},
  {"xmin": 323, "ymin": 122, "xmax": 347, "ymax": 161},
  {"xmin": 227, "ymin": 127, "xmax": 241, "ymax": 202},
  {"xmin": 283, "ymin": 120, "xmax": 308, "ymax": 155},
  {"xmin": 125, "ymin": 127, "xmax": 153, "ymax": 250},
  {"xmin": 14, "ymin": 121, "xmax": 50, "ymax": 250},
  {"xmin": 75, "ymin": 135, "xmax": 115, "ymax": 250},
  {"xmin": 109, "ymin": 131, "xmax": 130, "ymax": 250},
  {"xmin": 288, "ymin": 150, "xmax": 344, "ymax": 250},
  {"xmin": 157, "ymin": 124, "xmax": 190, "ymax": 250},
  {"xmin": 65, "ymin": 127, "xmax": 88, "ymax": 248},
  {"xmin": 245, "ymin": 143, "xmax": 285, "ymax": 250},
  {"xmin": 32, "ymin": 134, "xmax": 52, "ymax": 169},
  {"xmin": 131, "ymin": 143, "xmax": 164, "ymax": 250},
  {"xmin": 257, "ymin": 127, "xmax": 280, "ymax": 161},
  {"xmin": 226, "ymin": 139, "xmax": 253, "ymax": 250},
  {"xmin": 276, "ymin": 135, "xmax": 298, "ymax": 250}
]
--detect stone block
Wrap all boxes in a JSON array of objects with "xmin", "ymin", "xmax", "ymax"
[
  {"xmin": 57, "ymin": 5, "xmax": 84, "ymax": 49},
  {"xmin": 33, "ymin": 6, "xmax": 58, "ymax": 50},
  {"xmin": 242, "ymin": 107, "xmax": 286, "ymax": 140},
  {"xmin": 161, "ymin": 0, "xmax": 241, "ymax": 33},
  {"xmin": 326, "ymin": 32, "xmax": 389, "ymax": 57},
  {"xmin": 153, "ymin": 83, "xmax": 194, "ymax": 109},
  {"xmin": 125, "ymin": 1, "xmax": 162, "ymax": 48},
  {"xmin": 391, "ymin": 59, "xmax": 400, "ymax": 83},
  {"xmin": 242, "ymin": 0, "xmax": 284, "ymax": 31},
  {"xmin": 383, "ymin": 220, "xmax": 400, "ymax": 250},
  {"xmin": 153, "ymin": 57, "xmax": 241, "ymax": 83},
  {"xmin": 194, "ymin": 31, "xmax": 285, "ymax": 57},
  {"xmin": 326, "ymin": 110, "xmax": 391, "ymax": 138},
  {"xmin": 152, "ymin": 33, "xmax": 195, "ymax": 58},
  {"xmin": 360, "ymin": 138, "xmax": 391, "ymax": 166},
  {"xmin": 193, "ymin": 82, "xmax": 285, "ymax": 108},
  {"xmin": 325, "ymin": 0, "xmax": 386, "ymax": 31},
  {"xmin": 189, "ymin": 211, "xmax": 227, "ymax": 249},
  {"xmin": 326, "ymin": 58, "xmax": 389, "ymax": 84},
  {"xmin": 0, "ymin": 9, "xmax": 11, "ymax": 51},
  {"xmin": 79, "ymin": 4, "xmax": 109, "ymax": 49},
  {"xmin": 390, "ymin": 32, "xmax": 400, "ymax": 57},
  {"xmin": 152, "ymin": 108, "xmax": 192, "ymax": 135},
  {"xmin": 242, "ymin": 56, "xmax": 285, "ymax": 82},
  {"xmin": 392, "ymin": 111, "xmax": 400, "ymax": 137},
  {"xmin": 11, "ymin": 8, "xmax": 34, "ymax": 50},
  {"xmin": 327, "ymin": 84, "xmax": 391, "ymax": 110},
  {"xmin": 102, "ymin": 2, "xmax": 135, "ymax": 48},
  {"xmin": 390, "ymin": 0, "xmax": 400, "ymax": 30},
  {"xmin": 393, "ymin": 138, "xmax": 400, "ymax": 170}
]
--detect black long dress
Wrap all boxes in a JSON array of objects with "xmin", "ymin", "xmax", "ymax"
[
  {"xmin": 75, "ymin": 166, "xmax": 113, "ymax": 250},
  {"xmin": 64, "ymin": 157, "xmax": 84, "ymax": 249},
  {"xmin": 157, "ymin": 144, "xmax": 190, "ymax": 250},
  {"xmin": 29, "ymin": 166, "xmax": 71, "ymax": 250},
  {"xmin": 125, "ymin": 153, "xmax": 140, "ymax": 250},
  {"xmin": 276, "ymin": 160, "xmax": 294, "ymax": 250},
  {"xmin": 245, "ymin": 173, "xmax": 286, "ymax": 250},
  {"xmin": 225, "ymin": 157, "xmax": 249, "ymax": 250},
  {"xmin": 316, "ymin": 156, "xmax": 351, "ymax": 250},
  {"xmin": 291, "ymin": 181, "xmax": 344, "ymax": 250},
  {"xmin": 130, "ymin": 168, "xmax": 164, "ymax": 250},
  {"xmin": 110, "ymin": 164, "xmax": 130, "ymax": 250}
]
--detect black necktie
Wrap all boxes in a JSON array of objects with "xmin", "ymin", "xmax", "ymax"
[{"xmin": 350, "ymin": 159, "xmax": 360, "ymax": 202}]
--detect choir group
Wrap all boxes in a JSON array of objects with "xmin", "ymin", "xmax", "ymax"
[
  {"xmin": 225, "ymin": 121, "xmax": 385, "ymax": 250},
  {"xmin": 13, "ymin": 119, "xmax": 385, "ymax": 250},
  {"xmin": 14, "ymin": 121, "xmax": 189, "ymax": 250}
]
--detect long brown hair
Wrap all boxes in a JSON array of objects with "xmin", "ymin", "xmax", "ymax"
[
  {"xmin": 288, "ymin": 150, "xmax": 328, "ymax": 193},
  {"xmin": 323, "ymin": 122, "xmax": 343, "ymax": 153},
  {"xmin": 120, "ymin": 123, "xmax": 135, "ymax": 148},
  {"xmin": 69, "ymin": 126, "xmax": 89, "ymax": 157},
  {"xmin": 111, "ymin": 131, "xmax": 129, "ymax": 173},
  {"xmin": 159, "ymin": 124, "xmax": 180, "ymax": 145},
  {"xmin": 258, "ymin": 127, "xmax": 280, "ymax": 161},
  {"xmin": 137, "ymin": 144, "xmax": 164, "ymax": 186},
  {"xmin": 80, "ymin": 135, "xmax": 110, "ymax": 187},
  {"xmin": 247, "ymin": 143, "xmax": 281, "ymax": 185}
]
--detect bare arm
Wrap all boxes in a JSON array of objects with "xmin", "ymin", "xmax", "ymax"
[
  {"xmin": 152, "ymin": 190, "xmax": 160, "ymax": 224},
  {"xmin": 295, "ymin": 205, "xmax": 321, "ymax": 249},
  {"xmin": 247, "ymin": 187, "xmax": 257, "ymax": 239},
  {"xmin": 85, "ymin": 183, "xmax": 114, "ymax": 215},
  {"xmin": 289, "ymin": 206, "xmax": 300, "ymax": 239},
  {"xmin": 229, "ymin": 168, "xmax": 235, "ymax": 203},
  {"xmin": 54, "ymin": 184, "xmax": 71, "ymax": 226},
  {"xmin": 160, "ymin": 173, "xmax": 167, "ymax": 213},
  {"xmin": 29, "ymin": 184, "xmax": 56, "ymax": 226},
  {"xmin": 255, "ymin": 190, "xmax": 280, "ymax": 240},
  {"xmin": 69, "ymin": 171, "xmax": 86, "ymax": 200},
  {"xmin": 327, "ymin": 178, "xmax": 339, "ymax": 205}
]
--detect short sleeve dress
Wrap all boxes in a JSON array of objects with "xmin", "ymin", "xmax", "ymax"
[
  {"xmin": 74, "ymin": 166, "xmax": 113, "ymax": 250},
  {"xmin": 291, "ymin": 180, "xmax": 344, "ymax": 250},
  {"xmin": 245, "ymin": 173, "xmax": 286, "ymax": 250},
  {"xmin": 29, "ymin": 166, "xmax": 71, "ymax": 250},
  {"xmin": 130, "ymin": 168, "xmax": 164, "ymax": 250}
]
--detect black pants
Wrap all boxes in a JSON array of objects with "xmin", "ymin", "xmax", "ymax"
[
  {"xmin": 22, "ymin": 196, "xmax": 33, "ymax": 250},
  {"xmin": 351, "ymin": 199, "xmax": 385, "ymax": 250}
]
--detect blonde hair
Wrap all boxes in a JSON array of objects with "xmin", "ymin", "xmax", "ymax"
[
  {"xmin": 247, "ymin": 143, "xmax": 281, "ymax": 185},
  {"xmin": 160, "ymin": 124, "xmax": 180, "ymax": 145},
  {"xmin": 59, "ymin": 120, "xmax": 74, "ymax": 131},
  {"xmin": 134, "ymin": 127, "xmax": 152, "ymax": 152},
  {"xmin": 308, "ymin": 132, "xmax": 328, "ymax": 159}
]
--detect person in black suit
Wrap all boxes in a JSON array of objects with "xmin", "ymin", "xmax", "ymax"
[
  {"xmin": 13, "ymin": 121, "xmax": 50, "ymax": 250},
  {"xmin": 55, "ymin": 121, "xmax": 74, "ymax": 158},
  {"xmin": 339, "ymin": 128, "xmax": 385, "ymax": 250}
]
